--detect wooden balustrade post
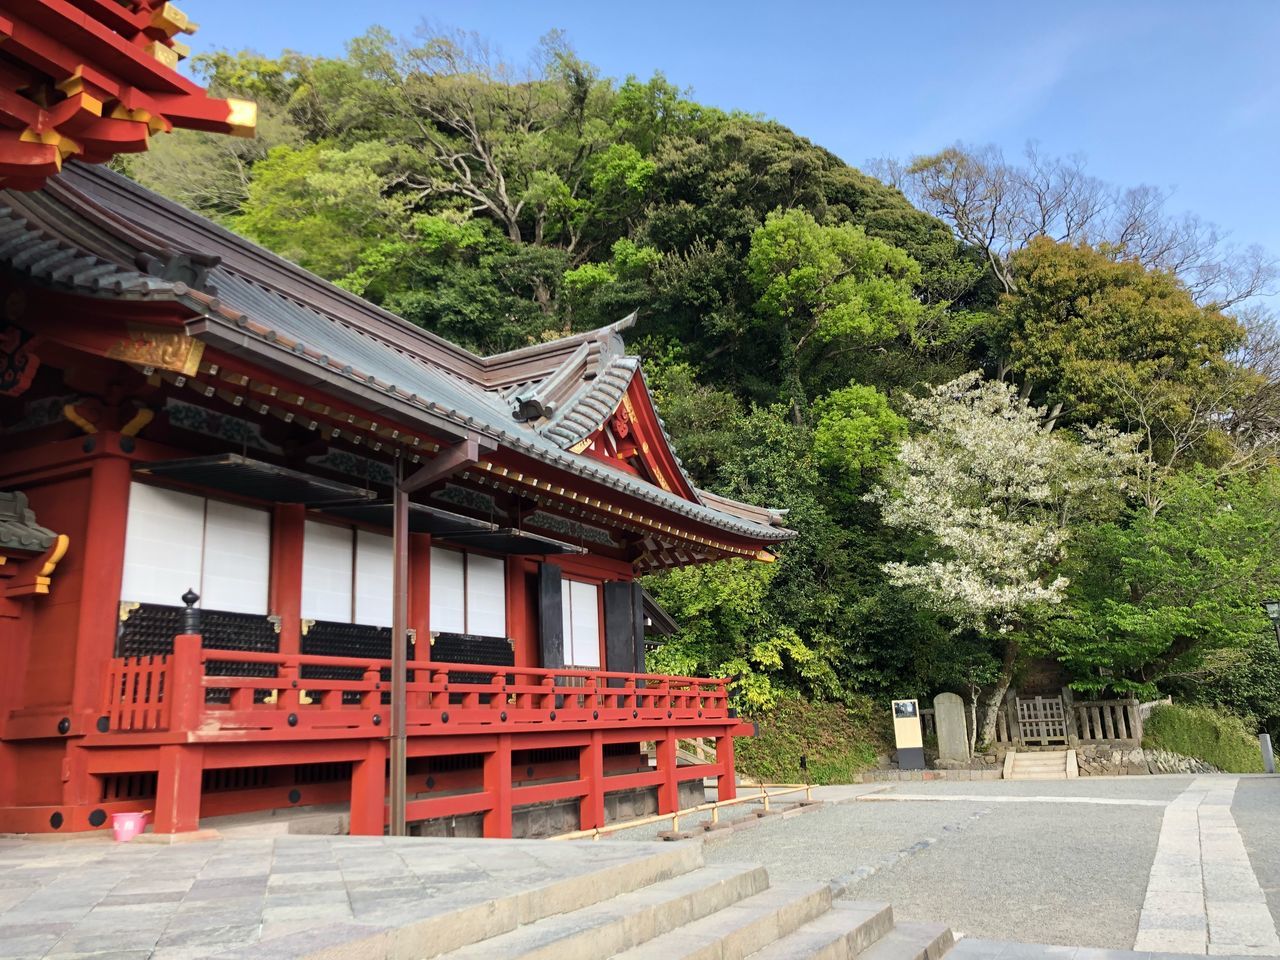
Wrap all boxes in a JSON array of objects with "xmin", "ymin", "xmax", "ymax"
[
  {"xmin": 716, "ymin": 731, "xmax": 737, "ymax": 802},
  {"xmin": 169, "ymin": 634, "xmax": 203, "ymax": 732},
  {"xmin": 657, "ymin": 734, "xmax": 679, "ymax": 814},
  {"xmin": 483, "ymin": 734, "xmax": 513, "ymax": 838},
  {"xmin": 1130, "ymin": 700, "xmax": 1144, "ymax": 742},
  {"xmin": 541, "ymin": 676, "xmax": 556, "ymax": 711},
  {"xmin": 362, "ymin": 665, "xmax": 381, "ymax": 711},
  {"xmin": 278, "ymin": 662, "xmax": 300, "ymax": 711},
  {"xmin": 1061, "ymin": 686, "xmax": 1079, "ymax": 746},
  {"xmin": 349, "ymin": 739, "xmax": 387, "ymax": 836},
  {"xmin": 430, "ymin": 669, "xmax": 449, "ymax": 710},
  {"xmin": 154, "ymin": 744, "xmax": 204, "ymax": 834},
  {"xmin": 579, "ymin": 730, "xmax": 605, "ymax": 830},
  {"xmin": 1005, "ymin": 688, "xmax": 1022, "ymax": 746}
]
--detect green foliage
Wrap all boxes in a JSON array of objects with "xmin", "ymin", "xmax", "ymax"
[
  {"xmin": 1190, "ymin": 637, "xmax": 1280, "ymax": 737},
  {"xmin": 1002, "ymin": 238, "xmax": 1245, "ymax": 429},
  {"xmin": 746, "ymin": 209, "xmax": 921, "ymax": 409},
  {"xmin": 1143, "ymin": 704, "xmax": 1264, "ymax": 773},
  {"xmin": 735, "ymin": 692, "xmax": 892, "ymax": 784},
  {"xmin": 1045, "ymin": 469, "xmax": 1280, "ymax": 697},
  {"xmin": 231, "ymin": 141, "xmax": 408, "ymax": 278},
  {"xmin": 812, "ymin": 383, "xmax": 906, "ymax": 495}
]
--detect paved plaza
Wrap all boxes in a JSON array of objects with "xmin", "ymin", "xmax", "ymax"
[
  {"xmin": 1, "ymin": 774, "xmax": 1277, "ymax": 958},
  {"xmin": 699, "ymin": 774, "xmax": 1280, "ymax": 955},
  {"xmin": 0, "ymin": 834, "xmax": 695, "ymax": 959}
]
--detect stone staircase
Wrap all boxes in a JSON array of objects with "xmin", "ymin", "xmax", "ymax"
[
  {"xmin": 436, "ymin": 846, "xmax": 953, "ymax": 960},
  {"xmin": 1004, "ymin": 749, "xmax": 1077, "ymax": 780}
]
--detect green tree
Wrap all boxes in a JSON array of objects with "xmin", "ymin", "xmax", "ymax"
[
  {"xmin": 746, "ymin": 209, "xmax": 921, "ymax": 419},
  {"xmin": 231, "ymin": 141, "xmax": 409, "ymax": 278},
  {"xmin": 1001, "ymin": 238, "xmax": 1246, "ymax": 428},
  {"xmin": 871, "ymin": 373, "xmax": 1137, "ymax": 742},
  {"xmin": 1044, "ymin": 468, "xmax": 1280, "ymax": 698},
  {"xmin": 811, "ymin": 383, "xmax": 906, "ymax": 497}
]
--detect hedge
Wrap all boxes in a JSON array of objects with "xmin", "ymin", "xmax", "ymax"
[{"xmin": 1143, "ymin": 704, "xmax": 1264, "ymax": 773}]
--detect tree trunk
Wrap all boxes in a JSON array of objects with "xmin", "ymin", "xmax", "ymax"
[
  {"xmin": 967, "ymin": 685, "xmax": 979, "ymax": 759},
  {"xmin": 979, "ymin": 639, "xmax": 1019, "ymax": 745}
]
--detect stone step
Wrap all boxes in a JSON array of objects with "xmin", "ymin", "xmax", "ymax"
[
  {"xmin": 745, "ymin": 900, "xmax": 895, "ymax": 960},
  {"xmin": 855, "ymin": 921, "xmax": 955, "ymax": 960},
  {"xmin": 443, "ymin": 863, "xmax": 770, "ymax": 960},
  {"xmin": 421, "ymin": 843, "xmax": 707, "ymax": 956},
  {"xmin": 611, "ymin": 880, "xmax": 833, "ymax": 960}
]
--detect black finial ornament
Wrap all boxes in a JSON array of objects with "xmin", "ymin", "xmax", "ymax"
[{"xmin": 181, "ymin": 588, "xmax": 201, "ymax": 634}]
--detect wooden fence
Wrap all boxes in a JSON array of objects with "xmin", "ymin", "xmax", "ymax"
[{"xmin": 920, "ymin": 690, "xmax": 1143, "ymax": 749}]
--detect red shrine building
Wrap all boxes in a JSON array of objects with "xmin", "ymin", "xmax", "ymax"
[{"xmin": 0, "ymin": 3, "xmax": 793, "ymax": 837}]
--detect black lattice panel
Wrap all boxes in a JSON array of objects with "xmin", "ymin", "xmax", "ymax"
[
  {"xmin": 432, "ymin": 632, "xmax": 514, "ymax": 688},
  {"xmin": 117, "ymin": 603, "xmax": 279, "ymax": 703},
  {"xmin": 301, "ymin": 621, "xmax": 410, "ymax": 704}
]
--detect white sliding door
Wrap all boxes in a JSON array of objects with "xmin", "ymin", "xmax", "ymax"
[
  {"xmin": 466, "ymin": 554, "xmax": 506, "ymax": 638},
  {"xmin": 202, "ymin": 499, "xmax": 270, "ymax": 614},
  {"xmin": 120, "ymin": 483, "xmax": 205, "ymax": 606},
  {"xmin": 301, "ymin": 520, "xmax": 353, "ymax": 622},
  {"xmin": 565, "ymin": 579, "xmax": 601, "ymax": 668},
  {"xmin": 429, "ymin": 547, "xmax": 466, "ymax": 634},
  {"xmin": 354, "ymin": 530, "xmax": 394, "ymax": 628}
]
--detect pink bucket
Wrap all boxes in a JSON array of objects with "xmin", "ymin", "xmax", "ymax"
[{"xmin": 111, "ymin": 811, "xmax": 149, "ymax": 842}]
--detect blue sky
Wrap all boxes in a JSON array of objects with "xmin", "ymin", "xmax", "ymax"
[{"xmin": 191, "ymin": 1, "xmax": 1280, "ymax": 257}]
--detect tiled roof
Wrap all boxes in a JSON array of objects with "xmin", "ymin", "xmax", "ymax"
[
  {"xmin": 542, "ymin": 355, "xmax": 640, "ymax": 448},
  {"xmin": 0, "ymin": 164, "xmax": 794, "ymax": 544},
  {"xmin": 0, "ymin": 492, "xmax": 56, "ymax": 555}
]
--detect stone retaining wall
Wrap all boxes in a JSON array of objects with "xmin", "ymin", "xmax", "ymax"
[
  {"xmin": 1075, "ymin": 745, "xmax": 1218, "ymax": 776},
  {"xmin": 859, "ymin": 769, "xmax": 1004, "ymax": 782},
  {"xmin": 409, "ymin": 780, "xmax": 707, "ymax": 838}
]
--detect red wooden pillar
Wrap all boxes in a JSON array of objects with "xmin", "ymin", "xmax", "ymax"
[
  {"xmin": 716, "ymin": 731, "xmax": 737, "ymax": 802},
  {"xmin": 483, "ymin": 734, "xmax": 513, "ymax": 838},
  {"xmin": 408, "ymin": 533, "xmax": 431, "ymax": 661},
  {"xmin": 170, "ymin": 634, "xmax": 204, "ymax": 731},
  {"xmin": 271, "ymin": 504, "xmax": 305, "ymax": 656},
  {"xmin": 657, "ymin": 734, "xmax": 679, "ymax": 814},
  {"xmin": 579, "ymin": 730, "xmax": 605, "ymax": 829},
  {"xmin": 350, "ymin": 739, "xmax": 387, "ymax": 836},
  {"xmin": 70, "ymin": 450, "xmax": 131, "ymax": 720},
  {"xmin": 154, "ymin": 744, "xmax": 204, "ymax": 833}
]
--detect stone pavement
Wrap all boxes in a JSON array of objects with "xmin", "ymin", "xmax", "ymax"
[
  {"xmin": 950, "ymin": 938, "xmax": 1276, "ymax": 959},
  {"xmin": 0, "ymin": 834, "xmax": 690, "ymax": 959},
  {"xmin": 1135, "ymin": 777, "xmax": 1280, "ymax": 955},
  {"xmin": 699, "ymin": 774, "xmax": 1280, "ymax": 954}
]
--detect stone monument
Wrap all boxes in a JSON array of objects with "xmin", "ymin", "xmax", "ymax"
[{"xmin": 934, "ymin": 692, "xmax": 969, "ymax": 762}]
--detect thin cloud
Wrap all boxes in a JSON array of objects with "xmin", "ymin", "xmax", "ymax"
[{"xmin": 902, "ymin": 26, "xmax": 1091, "ymax": 154}]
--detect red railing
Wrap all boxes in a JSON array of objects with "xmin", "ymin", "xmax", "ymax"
[
  {"xmin": 103, "ymin": 655, "xmax": 172, "ymax": 732},
  {"xmin": 100, "ymin": 634, "xmax": 732, "ymax": 737}
]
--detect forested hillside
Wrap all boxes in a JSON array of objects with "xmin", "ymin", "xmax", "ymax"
[{"xmin": 123, "ymin": 27, "xmax": 1280, "ymax": 738}]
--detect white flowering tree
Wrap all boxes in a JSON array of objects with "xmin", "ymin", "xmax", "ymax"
[{"xmin": 870, "ymin": 373, "xmax": 1137, "ymax": 744}]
